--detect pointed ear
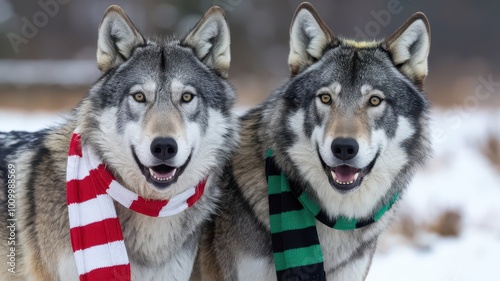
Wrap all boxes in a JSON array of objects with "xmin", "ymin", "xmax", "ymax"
[
  {"xmin": 288, "ymin": 2, "xmax": 334, "ymax": 76},
  {"xmin": 384, "ymin": 12, "xmax": 430, "ymax": 88},
  {"xmin": 183, "ymin": 6, "xmax": 231, "ymax": 78},
  {"xmin": 97, "ymin": 5, "xmax": 145, "ymax": 73}
]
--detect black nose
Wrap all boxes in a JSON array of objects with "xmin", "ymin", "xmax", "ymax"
[
  {"xmin": 331, "ymin": 138, "xmax": 359, "ymax": 160},
  {"xmin": 150, "ymin": 137, "xmax": 177, "ymax": 161}
]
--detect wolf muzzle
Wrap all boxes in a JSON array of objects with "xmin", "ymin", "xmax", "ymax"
[
  {"xmin": 150, "ymin": 137, "xmax": 178, "ymax": 161},
  {"xmin": 331, "ymin": 137, "xmax": 359, "ymax": 160}
]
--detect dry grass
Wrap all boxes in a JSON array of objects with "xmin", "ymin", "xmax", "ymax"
[
  {"xmin": 388, "ymin": 208, "xmax": 463, "ymax": 244},
  {"xmin": 481, "ymin": 133, "xmax": 500, "ymax": 173},
  {"xmin": 427, "ymin": 209, "xmax": 462, "ymax": 237},
  {"xmin": 0, "ymin": 85, "xmax": 86, "ymax": 112},
  {"xmin": 390, "ymin": 213, "xmax": 418, "ymax": 241}
]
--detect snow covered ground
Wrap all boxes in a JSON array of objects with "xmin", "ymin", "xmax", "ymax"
[
  {"xmin": 367, "ymin": 109, "xmax": 500, "ymax": 281},
  {"xmin": 0, "ymin": 108, "xmax": 499, "ymax": 280}
]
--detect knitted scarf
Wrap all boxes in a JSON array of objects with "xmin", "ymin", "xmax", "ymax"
[
  {"xmin": 66, "ymin": 132, "xmax": 206, "ymax": 281},
  {"xmin": 265, "ymin": 150, "xmax": 399, "ymax": 280}
]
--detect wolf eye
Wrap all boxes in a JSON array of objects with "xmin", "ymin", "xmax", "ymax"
[
  {"xmin": 368, "ymin": 96, "xmax": 383, "ymax": 107},
  {"xmin": 132, "ymin": 92, "xmax": 146, "ymax": 103},
  {"xmin": 181, "ymin": 92, "xmax": 194, "ymax": 103},
  {"xmin": 319, "ymin": 94, "xmax": 332, "ymax": 105}
]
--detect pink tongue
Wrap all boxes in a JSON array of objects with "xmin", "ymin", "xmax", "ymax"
[
  {"xmin": 152, "ymin": 168, "xmax": 175, "ymax": 179},
  {"xmin": 334, "ymin": 165, "xmax": 358, "ymax": 182}
]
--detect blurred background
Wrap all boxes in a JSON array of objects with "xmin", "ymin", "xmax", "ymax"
[{"xmin": 0, "ymin": 1, "xmax": 499, "ymax": 280}]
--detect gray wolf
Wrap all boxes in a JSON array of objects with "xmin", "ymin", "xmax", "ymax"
[
  {"xmin": 196, "ymin": 2, "xmax": 431, "ymax": 280},
  {"xmin": 0, "ymin": 5, "xmax": 238, "ymax": 281}
]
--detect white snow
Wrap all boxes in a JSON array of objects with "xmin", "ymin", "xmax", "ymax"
[
  {"xmin": 369, "ymin": 229, "xmax": 500, "ymax": 281},
  {"xmin": 367, "ymin": 109, "xmax": 500, "ymax": 281},
  {"xmin": 0, "ymin": 110, "xmax": 67, "ymax": 131},
  {"xmin": 0, "ymin": 108, "xmax": 499, "ymax": 280}
]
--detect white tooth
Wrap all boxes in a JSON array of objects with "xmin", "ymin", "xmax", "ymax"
[
  {"xmin": 150, "ymin": 168, "xmax": 177, "ymax": 182},
  {"xmin": 331, "ymin": 170, "xmax": 337, "ymax": 180},
  {"xmin": 169, "ymin": 169, "xmax": 176, "ymax": 180},
  {"xmin": 354, "ymin": 172, "xmax": 359, "ymax": 181}
]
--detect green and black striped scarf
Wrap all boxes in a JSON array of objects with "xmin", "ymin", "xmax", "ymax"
[{"xmin": 265, "ymin": 150, "xmax": 399, "ymax": 280}]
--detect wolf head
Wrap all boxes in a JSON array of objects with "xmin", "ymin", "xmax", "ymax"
[
  {"xmin": 77, "ymin": 5, "xmax": 237, "ymax": 198},
  {"xmin": 271, "ymin": 3, "xmax": 431, "ymax": 218}
]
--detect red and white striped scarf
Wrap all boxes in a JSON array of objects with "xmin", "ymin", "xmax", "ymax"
[{"xmin": 66, "ymin": 132, "xmax": 206, "ymax": 281}]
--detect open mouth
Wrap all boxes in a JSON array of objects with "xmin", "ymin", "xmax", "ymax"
[
  {"xmin": 331, "ymin": 165, "xmax": 361, "ymax": 185},
  {"xmin": 148, "ymin": 165, "xmax": 178, "ymax": 183},
  {"xmin": 319, "ymin": 149, "xmax": 379, "ymax": 192},
  {"xmin": 132, "ymin": 148, "xmax": 191, "ymax": 189}
]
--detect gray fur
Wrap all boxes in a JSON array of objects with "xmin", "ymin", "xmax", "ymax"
[
  {"xmin": 0, "ymin": 5, "xmax": 237, "ymax": 281},
  {"xmin": 196, "ymin": 3, "xmax": 431, "ymax": 281}
]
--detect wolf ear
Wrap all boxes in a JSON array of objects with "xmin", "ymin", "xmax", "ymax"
[
  {"xmin": 97, "ymin": 5, "xmax": 145, "ymax": 73},
  {"xmin": 183, "ymin": 6, "xmax": 231, "ymax": 78},
  {"xmin": 288, "ymin": 2, "xmax": 334, "ymax": 76},
  {"xmin": 384, "ymin": 13, "xmax": 430, "ymax": 88}
]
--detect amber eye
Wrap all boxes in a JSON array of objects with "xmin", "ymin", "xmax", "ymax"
[
  {"xmin": 369, "ymin": 96, "xmax": 383, "ymax": 107},
  {"xmin": 132, "ymin": 92, "xmax": 146, "ymax": 103},
  {"xmin": 181, "ymin": 92, "xmax": 194, "ymax": 103},
  {"xmin": 319, "ymin": 94, "xmax": 332, "ymax": 105}
]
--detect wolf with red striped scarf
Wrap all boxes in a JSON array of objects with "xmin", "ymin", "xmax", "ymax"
[{"xmin": 0, "ymin": 5, "xmax": 237, "ymax": 281}]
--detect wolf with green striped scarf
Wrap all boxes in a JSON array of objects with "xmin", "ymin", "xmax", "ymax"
[{"xmin": 195, "ymin": 3, "xmax": 431, "ymax": 280}]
